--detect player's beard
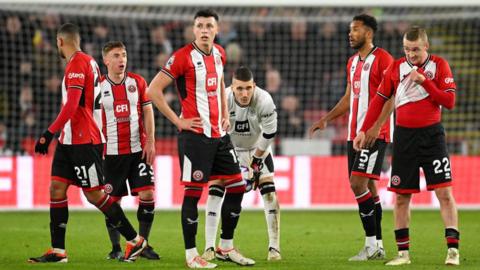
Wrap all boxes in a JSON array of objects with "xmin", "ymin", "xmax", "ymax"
[{"xmin": 351, "ymin": 38, "xmax": 366, "ymax": 50}]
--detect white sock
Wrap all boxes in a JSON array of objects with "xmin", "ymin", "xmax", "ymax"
[
  {"xmin": 127, "ymin": 234, "xmax": 140, "ymax": 245},
  {"xmin": 220, "ymin": 238, "xmax": 233, "ymax": 250},
  {"xmin": 185, "ymin": 247, "xmax": 199, "ymax": 261},
  {"xmin": 53, "ymin": 248, "xmax": 66, "ymax": 255},
  {"xmin": 377, "ymin": 239, "xmax": 384, "ymax": 248},
  {"xmin": 365, "ymin": 236, "xmax": 377, "ymax": 248},
  {"xmin": 262, "ymin": 191, "xmax": 280, "ymax": 251},
  {"xmin": 205, "ymin": 194, "xmax": 223, "ymax": 249}
]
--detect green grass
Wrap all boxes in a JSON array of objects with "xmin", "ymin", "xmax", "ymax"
[{"xmin": 1, "ymin": 210, "xmax": 479, "ymax": 269}]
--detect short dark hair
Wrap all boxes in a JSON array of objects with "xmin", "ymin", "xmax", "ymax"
[
  {"xmin": 102, "ymin": 41, "xmax": 126, "ymax": 57},
  {"xmin": 404, "ymin": 26, "xmax": 428, "ymax": 43},
  {"xmin": 194, "ymin": 9, "xmax": 219, "ymax": 22},
  {"xmin": 352, "ymin": 14, "xmax": 377, "ymax": 33},
  {"xmin": 233, "ymin": 66, "xmax": 254, "ymax": 82},
  {"xmin": 57, "ymin": 23, "xmax": 80, "ymax": 39}
]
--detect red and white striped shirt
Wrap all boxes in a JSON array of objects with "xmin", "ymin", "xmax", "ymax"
[
  {"xmin": 346, "ymin": 47, "xmax": 394, "ymax": 142},
  {"xmin": 100, "ymin": 72, "xmax": 151, "ymax": 155},
  {"xmin": 59, "ymin": 52, "xmax": 104, "ymax": 145},
  {"xmin": 376, "ymin": 54, "xmax": 456, "ymax": 128},
  {"xmin": 161, "ymin": 42, "xmax": 226, "ymax": 138}
]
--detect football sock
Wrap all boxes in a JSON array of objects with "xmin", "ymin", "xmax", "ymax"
[
  {"xmin": 185, "ymin": 247, "xmax": 199, "ymax": 262},
  {"xmin": 50, "ymin": 198, "xmax": 68, "ymax": 249},
  {"xmin": 95, "ymin": 194, "xmax": 137, "ymax": 241},
  {"xmin": 182, "ymin": 186, "xmax": 203, "ymax": 249},
  {"xmin": 105, "ymin": 217, "xmax": 121, "ymax": 251},
  {"xmin": 395, "ymin": 228, "xmax": 410, "ymax": 251},
  {"xmin": 219, "ymin": 238, "xmax": 234, "ymax": 250},
  {"xmin": 138, "ymin": 199, "xmax": 155, "ymax": 241},
  {"xmin": 355, "ymin": 190, "xmax": 376, "ymax": 241},
  {"xmin": 373, "ymin": 196, "xmax": 383, "ymax": 242},
  {"xmin": 259, "ymin": 182, "xmax": 280, "ymax": 251},
  {"xmin": 205, "ymin": 185, "xmax": 224, "ymax": 249},
  {"xmin": 220, "ymin": 179, "xmax": 245, "ymax": 240},
  {"xmin": 445, "ymin": 227, "xmax": 460, "ymax": 249}
]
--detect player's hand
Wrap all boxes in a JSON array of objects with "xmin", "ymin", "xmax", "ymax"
[
  {"xmin": 353, "ymin": 131, "xmax": 366, "ymax": 151},
  {"xmin": 34, "ymin": 130, "xmax": 54, "ymax": 155},
  {"xmin": 364, "ymin": 125, "xmax": 381, "ymax": 149},
  {"xmin": 410, "ymin": 67, "xmax": 425, "ymax": 84},
  {"xmin": 221, "ymin": 117, "xmax": 230, "ymax": 132},
  {"xmin": 308, "ymin": 117, "xmax": 327, "ymax": 138},
  {"xmin": 250, "ymin": 155, "xmax": 264, "ymax": 173},
  {"xmin": 177, "ymin": 117, "xmax": 203, "ymax": 132},
  {"xmin": 142, "ymin": 139, "xmax": 156, "ymax": 166}
]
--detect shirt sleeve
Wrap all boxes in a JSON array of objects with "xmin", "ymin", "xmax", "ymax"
[
  {"xmin": 64, "ymin": 58, "xmax": 88, "ymax": 90},
  {"xmin": 161, "ymin": 50, "xmax": 187, "ymax": 79},
  {"xmin": 377, "ymin": 63, "xmax": 395, "ymax": 100},
  {"xmin": 137, "ymin": 76, "xmax": 151, "ymax": 105},
  {"xmin": 258, "ymin": 92, "xmax": 278, "ymax": 135},
  {"xmin": 435, "ymin": 58, "xmax": 457, "ymax": 91}
]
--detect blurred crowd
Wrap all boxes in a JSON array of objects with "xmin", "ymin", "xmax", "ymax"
[{"xmin": 0, "ymin": 7, "xmax": 479, "ymax": 155}]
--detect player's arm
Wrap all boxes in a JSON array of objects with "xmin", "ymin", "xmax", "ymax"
[
  {"xmin": 254, "ymin": 95, "xmax": 277, "ymax": 158},
  {"xmin": 220, "ymin": 75, "xmax": 230, "ymax": 132},
  {"xmin": 411, "ymin": 62, "xmax": 456, "ymax": 109},
  {"xmin": 353, "ymin": 64, "xmax": 395, "ymax": 151},
  {"xmin": 308, "ymin": 83, "xmax": 351, "ymax": 138},
  {"xmin": 34, "ymin": 89, "xmax": 82, "ymax": 154},
  {"xmin": 35, "ymin": 61, "xmax": 87, "ymax": 154},
  {"xmin": 147, "ymin": 71, "xmax": 202, "ymax": 132},
  {"xmin": 363, "ymin": 96, "xmax": 394, "ymax": 148},
  {"xmin": 251, "ymin": 94, "xmax": 277, "ymax": 175},
  {"xmin": 142, "ymin": 103, "xmax": 155, "ymax": 166}
]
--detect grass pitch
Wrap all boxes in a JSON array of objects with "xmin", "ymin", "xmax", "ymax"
[{"xmin": 1, "ymin": 210, "xmax": 479, "ymax": 269}]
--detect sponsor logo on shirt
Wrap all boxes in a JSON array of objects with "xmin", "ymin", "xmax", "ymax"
[
  {"xmin": 235, "ymin": 120, "xmax": 250, "ymax": 132},
  {"xmin": 445, "ymin": 77, "xmax": 454, "ymax": 84},
  {"xmin": 68, "ymin": 72, "xmax": 85, "ymax": 79}
]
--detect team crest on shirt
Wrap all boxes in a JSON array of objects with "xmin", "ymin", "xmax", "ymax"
[
  {"xmin": 425, "ymin": 71, "xmax": 434, "ymax": 80},
  {"xmin": 193, "ymin": 170, "xmax": 204, "ymax": 181},
  {"xmin": 104, "ymin": 184, "xmax": 113, "ymax": 194},
  {"xmin": 363, "ymin": 63, "xmax": 370, "ymax": 71},
  {"xmin": 166, "ymin": 55, "xmax": 175, "ymax": 69},
  {"xmin": 391, "ymin": 175, "xmax": 401, "ymax": 186},
  {"xmin": 128, "ymin": 85, "xmax": 136, "ymax": 93},
  {"xmin": 215, "ymin": 56, "xmax": 222, "ymax": 65}
]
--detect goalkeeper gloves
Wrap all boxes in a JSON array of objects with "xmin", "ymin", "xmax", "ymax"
[
  {"xmin": 35, "ymin": 130, "xmax": 54, "ymax": 155},
  {"xmin": 245, "ymin": 155, "xmax": 264, "ymax": 192},
  {"xmin": 250, "ymin": 155, "xmax": 264, "ymax": 173}
]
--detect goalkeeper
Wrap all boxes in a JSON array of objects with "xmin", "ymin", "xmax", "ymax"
[{"xmin": 202, "ymin": 66, "xmax": 281, "ymax": 262}]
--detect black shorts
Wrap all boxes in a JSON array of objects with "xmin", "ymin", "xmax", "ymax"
[
  {"xmin": 178, "ymin": 131, "xmax": 241, "ymax": 186},
  {"xmin": 347, "ymin": 139, "xmax": 388, "ymax": 180},
  {"xmin": 103, "ymin": 152, "xmax": 155, "ymax": 198},
  {"xmin": 51, "ymin": 143, "xmax": 104, "ymax": 191},
  {"xmin": 389, "ymin": 123, "xmax": 452, "ymax": 193}
]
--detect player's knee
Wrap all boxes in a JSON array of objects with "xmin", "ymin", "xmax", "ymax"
[
  {"xmin": 435, "ymin": 188, "xmax": 454, "ymax": 204},
  {"xmin": 49, "ymin": 181, "xmax": 68, "ymax": 199},
  {"xmin": 83, "ymin": 189, "xmax": 105, "ymax": 205},
  {"xmin": 258, "ymin": 181, "xmax": 276, "ymax": 195},
  {"xmin": 349, "ymin": 177, "xmax": 368, "ymax": 195},
  {"xmin": 138, "ymin": 189, "xmax": 154, "ymax": 201},
  {"xmin": 395, "ymin": 194, "xmax": 412, "ymax": 207}
]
